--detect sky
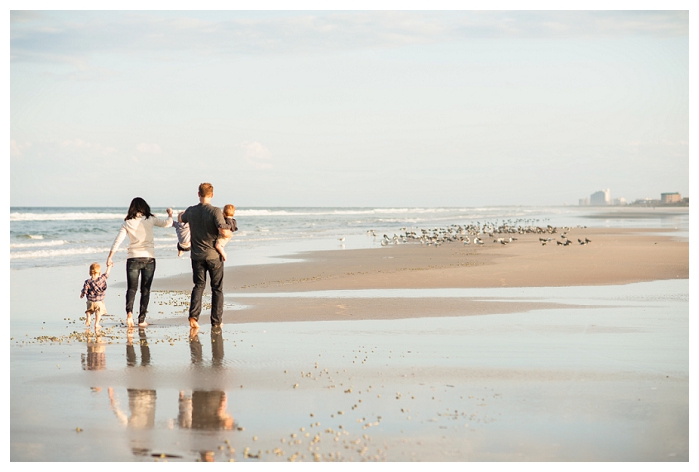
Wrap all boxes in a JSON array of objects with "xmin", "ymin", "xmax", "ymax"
[{"xmin": 9, "ymin": 6, "xmax": 691, "ymax": 208}]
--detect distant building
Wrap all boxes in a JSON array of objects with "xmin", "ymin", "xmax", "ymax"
[
  {"xmin": 578, "ymin": 197, "xmax": 590, "ymax": 206},
  {"xmin": 631, "ymin": 198, "xmax": 660, "ymax": 206},
  {"xmin": 613, "ymin": 197, "xmax": 627, "ymax": 205},
  {"xmin": 590, "ymin": 189, "xmax": 611, "ymax": 206},
  {"xmin": 661, "ymin": 192, "xmax": 681, "ymax": 204}
]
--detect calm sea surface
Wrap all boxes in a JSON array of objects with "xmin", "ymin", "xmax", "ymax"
[{"xmin": 10, "ymin": 206, "xmax": 689, "ymax": 270}]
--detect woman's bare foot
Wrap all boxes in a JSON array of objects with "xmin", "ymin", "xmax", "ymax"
[
  {"xmin": 126, "ymin": 314, "xmax": 134, "ymax": 328},
  {"xmin": 138, "ymin": 321, "xmax": 148, "ymax": 327},
  {"xmin": 188, "ymin": 317, "xmax": 199, "ymax": 329}
]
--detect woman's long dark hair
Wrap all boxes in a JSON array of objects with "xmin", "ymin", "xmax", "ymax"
[{"xmin": 125, "ymin": 197, "xmax": 155, "ymax": 221}]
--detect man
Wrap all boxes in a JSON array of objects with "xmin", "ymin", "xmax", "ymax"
[{"xmin": 180, "ymin": 183, "xmax": 233, "ymax": 329}]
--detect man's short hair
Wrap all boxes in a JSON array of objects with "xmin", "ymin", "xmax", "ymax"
[
  {"xmin": 89, "ymin": 262, "xmax": 101, "ymax": 274},
  {"xmin": 198, "ymin": 183, "xmax": 214, "ymax": 197},
  {"xmin": 223, "ymin": 204, "xmax": 236, "ymax": 217}
]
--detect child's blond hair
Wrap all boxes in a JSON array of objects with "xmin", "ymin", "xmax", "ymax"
[
  {"xmin": 89, "ymin": 263, "xmax": 101, "ymax": 275},
  {"xmin": 223, "ymin": 204, "xmax": 236, "ymax": 217}
]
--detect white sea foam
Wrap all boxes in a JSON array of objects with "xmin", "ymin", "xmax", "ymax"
[
  {"xmin": 10, "ymin": 246, "xmax": 115, "ymax": 259},
  {"xmin": 153, "ymin": 236, "xmax": 177, "ymax": 241},
  {"xmin": 10, "ymin": 212, "xmax": 125, "ymax": 221},
  {"xmin": 11, "ymin": 240, "xmax": 67, "ymax": 249}
]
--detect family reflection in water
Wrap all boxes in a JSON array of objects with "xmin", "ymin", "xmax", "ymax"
[
  {"xmin": 93, "ymin": 327, "xmax": 234, "ymax": 459},
  {"xmin": 180, "ymin": 327, "xmax": 234, "ymax": 430}
]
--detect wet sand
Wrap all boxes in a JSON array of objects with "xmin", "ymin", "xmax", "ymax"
[{"xmin": 10, "ymin": 226, "xmax": 690, "ymax": 462}]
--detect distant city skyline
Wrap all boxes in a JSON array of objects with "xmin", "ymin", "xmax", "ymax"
[
  {"xmin": 578, "ymin": 188, "xmax": 687, "ymax": 206},
  {"xmin": 10, "ymin": 9, "xmax": 689, "ymax": 208}
]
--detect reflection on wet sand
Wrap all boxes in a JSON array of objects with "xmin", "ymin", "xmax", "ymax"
[
  {"xmin": 108, "ymin": 387, "xmax": 156, "ymax": 429},
  {"xmin": 179, "ymin": 327, "xmax": 235, "ymax": 460},
  {"xmin": 108, "ymin": 328, "xmax": 157, "ymax": 458},
  {"xmin": 104, "ymin": 327, "xmax": 234, "ymax": 461},
  {"xmin": 177, "ymin": 390, "xmax": 234, "ymax": 431},
  {"xmin": 81, "ymin": 333, "xmax": 106, "ymax": 371},
  {"xmin": 126, "ymin": 328, "xmax": 151, "ymax": 367},
  {"xmin": 186, "ymin": 328, "xmax": 233, "ymax": 431}
]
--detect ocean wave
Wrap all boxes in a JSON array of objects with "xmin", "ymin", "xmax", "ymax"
[
  {"xmin": 10, "ymin": 212, "xmax": 126, "ymax": 222},
  {"xmin": 10, "ymin": 240, "xmax": 68, "ymax": 248},
  {"xmin": 235, "ymin": 208, "xmax": 479, "ymax": 217},
  {"xmin": 10, "ymin": 246, "xmax": 113, "ymax": 259}
]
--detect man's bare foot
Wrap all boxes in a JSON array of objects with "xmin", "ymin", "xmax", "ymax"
[
  {"xmin": 189, "ymin": 326, "xmax": 199, "ymax": 339},
  {"xmin": 138, "ymin": 321, "xmax": 148, "ymax": 327},
  {"xmin": 178, "ymin": 250, "xmax": 183, "ymax": 257},
  {"xmin": 126, "ymin": 314, "xmax": 134, "ymax": 328},
  {"xmin": 189, "ymin": 317, "xmax": 199, "ymax": 329}
]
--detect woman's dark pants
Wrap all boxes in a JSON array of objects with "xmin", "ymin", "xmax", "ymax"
[{"xmin": 125, "ymin": 257, "xmax": 156, "ymax": 324}]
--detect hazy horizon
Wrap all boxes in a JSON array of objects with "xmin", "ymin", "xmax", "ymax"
[{"xmin": 10, "ymin": 9, "xmax": 689, "ymax": 208}]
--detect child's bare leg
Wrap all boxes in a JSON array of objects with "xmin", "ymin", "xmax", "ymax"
[
  {"xmin": 85, "ymin": 311, "xmax": 92, "ymax": 326},
  {"xmin": 95, "ymin": 310, "xmax": 102, "ymax": 330},
  {"xmin": 215, "ymin": 241, "xmax": 227, "ymax": 261},
  {"xmin": 126, "ymin": 312, "xmax": 134, "ymax": 328}
]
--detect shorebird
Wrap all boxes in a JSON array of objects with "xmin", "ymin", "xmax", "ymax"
[{"xmin": 338, "ymin": 237, "xmax": 345, "ymax": 242}]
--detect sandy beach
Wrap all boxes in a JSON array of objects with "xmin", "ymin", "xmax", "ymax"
[
  {"xmin": 153, "ymin": 226, "xmax": 688, "ymax": 324},
  {"xmin": 11, "ymin": 224, "xmax": 689, "ymax": 462}
]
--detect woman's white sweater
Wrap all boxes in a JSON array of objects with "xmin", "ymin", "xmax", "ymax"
[{"xmin": 110, "ymin": 214, "xmax": 173, "ymax": 259}]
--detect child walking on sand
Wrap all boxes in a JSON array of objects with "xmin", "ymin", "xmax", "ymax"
[
  {"xmin": 80, "ymin": 261, "xmax": 112, "ymax": 329},
  {"xmin": 215, "ymin": 204, "xmax": 238, "ymax": 261}
]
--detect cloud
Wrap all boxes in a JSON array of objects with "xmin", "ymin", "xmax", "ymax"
[
  {"xmin": 62, "ymin": 138, "xmax": 92, "ymax": 148},
  {"xmin": 10, "ymin": 139, "xmax": 31, "ymax": 157},
  {"xmin": 240, "ymin": 141, "xmax": 272, "ymax": 169},
  {"xmin": 59, "ymin": 138, "xmax": 117, "ymax": 155},
  {"xmin": 10, "ymin": 11, "xmax": 688, "ymax": 67},
  {"xmin": 136, "ymin": 142, "xmax": 162, "ymax": 154}
]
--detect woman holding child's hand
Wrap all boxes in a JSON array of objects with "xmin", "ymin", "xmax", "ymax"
[{"xmin": 107, "ymin": 198, "xmax": 173, "ymax": 328}]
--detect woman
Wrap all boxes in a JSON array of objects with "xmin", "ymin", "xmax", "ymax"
[{"xmin": 107, "ymin": 197, "xmax": 173, "ymax": 328}]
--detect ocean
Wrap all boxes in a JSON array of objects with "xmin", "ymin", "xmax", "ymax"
[{"xmin": 10, "ymin": 206, "xmax": 689, "ymax": 270}]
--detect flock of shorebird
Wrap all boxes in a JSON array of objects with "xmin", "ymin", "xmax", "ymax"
[{"xmin": 362, "ymin": 219, "xmax": 590, "ymax": 247}]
